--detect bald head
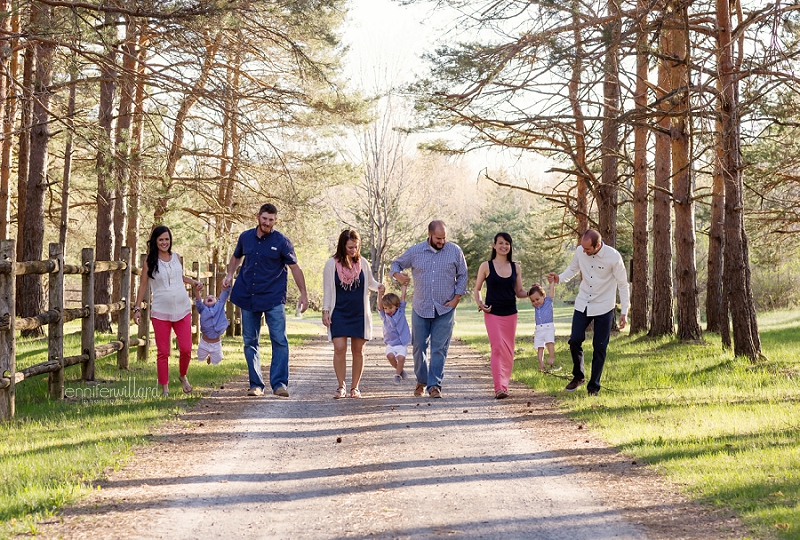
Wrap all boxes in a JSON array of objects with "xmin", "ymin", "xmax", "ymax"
[
  {"xmin": 581, "ymin": 229, "xmax": 602, "ymax": 256},
  {"xmin": 428, "ymin": 220, "xmax": 447, "ymax": 250}
]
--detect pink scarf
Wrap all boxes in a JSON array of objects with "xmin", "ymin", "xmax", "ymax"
[{"xmin": 335, "ymin": 258, "xmax": 362, "ymax": 290}]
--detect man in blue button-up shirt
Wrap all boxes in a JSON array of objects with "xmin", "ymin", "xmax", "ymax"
[
  {"xmin": 548, "ymin": 229, "xmax": 630, "ymax": 396},
  {"xmin": 391, "ymin": 220, "xmax": 468, "ymax": 398},
  {"xmin": 223, "ymin": 203, "xmax": 309, "ymax": 398}
]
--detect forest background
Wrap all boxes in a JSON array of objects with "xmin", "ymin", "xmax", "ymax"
[{"xmin": 1, "ymin": 0, "xmax": 799, "ymax": 359}]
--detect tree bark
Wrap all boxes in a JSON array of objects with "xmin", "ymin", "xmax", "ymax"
[
  {"xmin": 15, "ymin": 44, "xmax": 33, "ymax": 264},
  {"xmin": 649, "ymin": 34, "xmax": 674, "ymax": 337},
  {"xmin": 598, "ymin": 0, "xmax": 621, "ymax": 248},
  {"xmin": 716, "ymin": 0, "xmax": 761, "ymax": 359},
  {"xmin": 126, "ymin": 28, "xmax": 148, "ymax": 263},
  {"xmin": 568, "ymin": 5, "xmax": 590, "ymax": 238},
  {"xmin": 667, "ymin": 0, "xmax": 702, "ymax": 341},
  {"xmin": 18, "ymin": 2, "xmax": 56, "ymax": 337},
  {"xmin": 706, "ymin": 90, "xmax": 725, "ymax": 334},
  {"xmin": 95, "ymin": 11, "xmax": 118, "ymax": 333},
  {"xmin": 0, "ymin": 0, "xmax": 11, "ymax": 239},
  {"xmin": 630, "ymin": 0, "xmax": 650, "ymax": 334}
]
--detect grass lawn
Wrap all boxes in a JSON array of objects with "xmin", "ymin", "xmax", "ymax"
[
  {"xmin": 454, "ymin": 300, "xmax": 800, "ymax": 540},
  {"xmin": 0, "ymin": 316, "xmax": 324, "ymax": 538}
]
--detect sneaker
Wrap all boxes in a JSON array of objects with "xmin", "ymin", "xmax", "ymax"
[
  {"xmin": 247, "ymin": 387, "xmax": 264, "ymax": 397},
  {"xmin": 429, "ymin": 386, "xmax": 442, "ymax": 398},
  {"xmin": 273, "ymin": 385, "xmax": 290, "ymax": 397},
  {"xmin": 414, "ymin": 383, "xmax": 426, "ymax": 397},
  {"xmin": 400, "ymin": 369, "xmax": 408, "ymax": 380},
  {"xmin": 393, "ymin": 374, "xmax": 402, "ymax": 385},
  {"xmin": 588, "ymin": 390, "xmax": 599, "ymax": 396},
  {"xmin": 565, "ymin": 378, "xmax": 586, "ymax": 392}
]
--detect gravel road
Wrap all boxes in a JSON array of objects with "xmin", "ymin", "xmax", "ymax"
[{"xmin": 37, "ymin": 331, "xmax": 751, "ymax": 540}]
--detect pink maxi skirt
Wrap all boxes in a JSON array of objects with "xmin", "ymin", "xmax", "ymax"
[{"xmin": 484, "ymin": 312, "xmax": 518, "ymax": 393}]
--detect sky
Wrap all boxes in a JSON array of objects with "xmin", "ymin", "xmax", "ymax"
[{"xmin": 339, "ymin": 0, "xmax": 557, "ymax": 190}]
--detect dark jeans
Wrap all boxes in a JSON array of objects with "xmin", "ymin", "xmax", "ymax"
[{"xmin": 569, "ymin": 308, "xmax": 614, "ymax": 392}]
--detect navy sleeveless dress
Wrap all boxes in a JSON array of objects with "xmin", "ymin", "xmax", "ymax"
[{"xmin": 330, "ymin": 270, "xmax": 365, "ymax": 339}]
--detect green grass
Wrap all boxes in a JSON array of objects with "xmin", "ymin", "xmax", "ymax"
[
  {"xmin": 1, "ymin": 316, "xmax": 324, "ymax": 538},
  {"xmin": 453, "ymin": 301, "xmax": 800, "ymax": 540}
]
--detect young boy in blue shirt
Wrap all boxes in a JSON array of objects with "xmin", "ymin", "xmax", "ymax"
[
  {"xmin": 194, "ymin": 283, "xmax": 231, "ymax": 365},
  {"xmin": 528, "ymin": 280, "xmax": 560, "ymax": 372},
  {"xmin": 378, "ymin": 283, "xmax": 411, "ymax": 385}
]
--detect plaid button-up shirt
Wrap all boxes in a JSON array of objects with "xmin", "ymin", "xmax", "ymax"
[{"xmin": 390, "ymin": 240, "xmax": 468, "ymax": 318}]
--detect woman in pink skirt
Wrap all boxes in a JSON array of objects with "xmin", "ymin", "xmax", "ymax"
[{"xmin": 473, "ymin": 232, "xmax": 530, "ymax": 399}]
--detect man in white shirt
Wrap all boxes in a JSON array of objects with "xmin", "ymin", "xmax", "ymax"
[{"xmin": 547, "ymin": 229, "xmax": 630, "ymax": 396}]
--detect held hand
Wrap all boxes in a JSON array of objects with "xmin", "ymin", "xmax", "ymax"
[
  {"xmin": 619, "ymin": 314, "xmax": 627, "ymax": 330},
  {"xmin": 297, "ymin": 292, "xmax": 309, "ymax": 314},
  {"xmin": 322, "ymin": 311, "xmax": 331, "ymax": 327},
  {"xmin": 393, "ymin": 272, "xmax": 411, "ymax": 286},
  {"xmin": 221, "ymin": 275, "xmax": 232, "ymax": 289},
  {"xmin": 378, "ymin": 283, "xmax": 386, "ymax": 295},
  {"xmin": 194, "ymin": 281, "xmax": 204, "ymax": 292},
  {"xmin": 547, "ymin": 273, "xmax": 560, "ymax": 284}
]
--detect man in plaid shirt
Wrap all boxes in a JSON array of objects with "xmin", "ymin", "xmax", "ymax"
[{"xmin": 390, "ymin": 221, "xmax": 468, "ymax": 398}]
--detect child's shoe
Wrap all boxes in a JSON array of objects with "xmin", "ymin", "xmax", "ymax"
[
  {"xmin": 400, "ymin": 369, "xmax": 408, "ymax": 380},
  {"xmin": 393, "ymin": 374, "xmax": 402, "ymax": 385}
]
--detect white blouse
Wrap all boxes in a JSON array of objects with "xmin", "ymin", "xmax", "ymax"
[{"xmin": 149, "ymin": 252, "xmax": 192, "ymax": 322}]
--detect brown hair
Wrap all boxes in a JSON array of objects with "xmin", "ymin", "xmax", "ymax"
[
  {"xmin": 381, "ymin": 292, "xmax": 401, "ymax": 309},
  {"xmin": 333, "ymin": 229, "xmax": 361, "ymax": 268},
  {"xmin": 528, "ymin": 283, "xmax": 545, "ymax": 297}
]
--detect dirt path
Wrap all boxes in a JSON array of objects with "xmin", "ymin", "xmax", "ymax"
[{"xmin": 38, "ymin": 331, "xmax": 750, "ymax": 539}]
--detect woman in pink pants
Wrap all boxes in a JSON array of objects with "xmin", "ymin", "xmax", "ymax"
[
  {"xmin": 133, "ymin": 225, "xmax": 201, "ymax": 396},
  {"xmin": 473, "ymin": 232, "xmax": 530, "ymax": 399}
]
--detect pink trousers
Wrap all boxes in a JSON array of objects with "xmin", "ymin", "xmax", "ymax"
[
  {"xmin": 151, "ymin": 314, "xmax": 192, "ymax": 385},
  {"xmin": 484, "ymin": 312, "xmax": 517, "ymax": 393}
]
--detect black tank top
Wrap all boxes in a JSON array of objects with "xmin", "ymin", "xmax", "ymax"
[{"xmin": 484, "ymin": 260, "xmax": 518, "ymax": 316}]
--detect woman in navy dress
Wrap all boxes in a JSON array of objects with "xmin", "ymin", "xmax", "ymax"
[{"xmin": 322, "ymin": 229, "xmax": 383, "ymax": 398}]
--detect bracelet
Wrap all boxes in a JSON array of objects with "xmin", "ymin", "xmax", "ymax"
[{"xmin": 134, "ymin": 307, "xmax": 141, "ymax": 312}]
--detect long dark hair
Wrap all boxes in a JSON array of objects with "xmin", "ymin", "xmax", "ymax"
[
  {"xmin": 333, "ymin": 229, "xmax": 361, "ymax": 268},
  {"xmin": 490, "ymin": 232, "xmax": 514, "ymax": 264},
  {"xmin": 146, "ymin": 225, "xmax": 172, "ymax": 279}
]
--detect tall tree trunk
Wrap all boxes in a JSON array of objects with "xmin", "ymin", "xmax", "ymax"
[
  {"xmin": 568, "ymin": 6, "xmax": 590, "ymax": 238},
  {"xmin": 630, "ymin": 0, "xmax": 650, "ymax": 334},
  {"xmin": 0, "ymin": 0, "xmax": 11, "ymax": 239},
  {"xmin": 18, "ymin": 2, "xmax": 55, "ymax": 337},
  {"xmin": 667, "ymin": 0, "xmax": 702, "ymax": 341},
  {"xmin": 15, "ymin": 44, "xmax": 33, "ymax": 263},
  {"xmin": 153, "ymin": 32, "xmax": 221, "ymax": 223},
  {"xmin": 126, "ymin": 29, "xmax": 148, "ymax": 263},
  {"xmin": 706, "ymin": 90, "xmax": 725, "ymax": 334},
  {"xmin": 59, "ymin": 70, "xmax": 77, "ymax": 248},
  {"xmin": 95, "ymin": 11, "xmax": 118, "ymax": 333},
  {"xmin": 716, "ymin": 0, "xmax": 761, "ymax": 359},
  {"xmin": 112, "ymin": 18, "xmax": 136, "ymax": 320},
  {"xmin": 649, "ymin": 38, "xmax": 674, "ymax": 337},
  {"xmin": 598, "ymin": 0, "xmax": 621, "ymax": 247}
]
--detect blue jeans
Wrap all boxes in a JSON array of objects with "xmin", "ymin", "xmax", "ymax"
[
  {"xmin": 241, "ymin": 305, "xmax": 289, "ymax": 392},
  {"xmin": 568, "ymin": 308, "xmax": 614, "ymax": 393},
  {"xmin": 412, "ymin": 308, "xmax": 455, "ymax": 391}
]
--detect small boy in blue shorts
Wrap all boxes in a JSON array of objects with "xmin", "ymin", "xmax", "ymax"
[
  {"xmin": 194, "ymin": 283, "xmax": 231, "ymax": 365},
  {"xmin": 529, "ymin": 280, "xmax": 560, "ymax": 372}
]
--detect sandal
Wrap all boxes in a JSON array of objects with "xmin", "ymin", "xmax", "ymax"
[
  {"xmin": 179, "ymin": 376, "xmax": 192, "ymax": 394},
  {"xmin": 350, "ymin": 387, "xmax": 362, "ymax": 399},
  {"xmin": 334, "ymin": 386, "xmax": 346, "ymax": 399}
]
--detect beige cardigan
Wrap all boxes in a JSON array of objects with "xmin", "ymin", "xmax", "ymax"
[{"xmin": 322, "ymin": 257, "xmax": 382, "ymax": 341}]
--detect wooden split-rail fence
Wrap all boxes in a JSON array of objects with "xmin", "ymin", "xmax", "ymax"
[{"xmin": 0, "ymin": 239, "xmax": 239, "ymax": 421}]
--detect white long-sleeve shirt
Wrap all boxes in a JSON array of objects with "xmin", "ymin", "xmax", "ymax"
[{"xmin": 558, "ymin": 243, "xmax": 630, "ymax": 317}]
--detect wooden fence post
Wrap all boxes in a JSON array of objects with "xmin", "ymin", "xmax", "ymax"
[
  {"xmin": 137, "ymin": 253, "xmax": 150, "ymax": 363},
  {"xmin": 208, "ymin": 263, "xmax": 217, "ymax": 297},
  {"xmin": 117, "ymin": 247, "xmax": 131, "ymax": 369},
  {"xmin": 0, "ymin": 240, "xmax": 16, "ymax": 420},
  {"xmin": 81, "ymin": 248, "xmax": 96, "ymax": 381},
  {"xmin": 48, "ymin": 243, "xmax": 64, "ymax": 400},
  {"xmin": 192, "ymin": 261, "xmax": 199, "ymax": 345}
]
